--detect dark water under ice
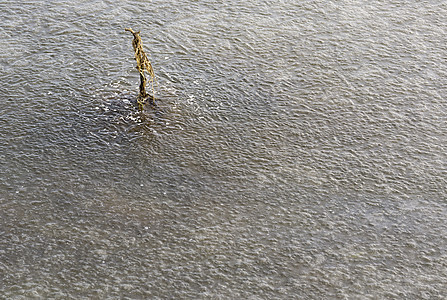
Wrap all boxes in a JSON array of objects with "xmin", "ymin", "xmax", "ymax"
[{"xmin": 1, "ymin": 0, "xmax": 446, "ymax": 298}]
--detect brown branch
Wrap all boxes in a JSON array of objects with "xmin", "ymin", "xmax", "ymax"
[{"xmin": 125, "ymin": 28, "xmax": 155, "ymax": 108}]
